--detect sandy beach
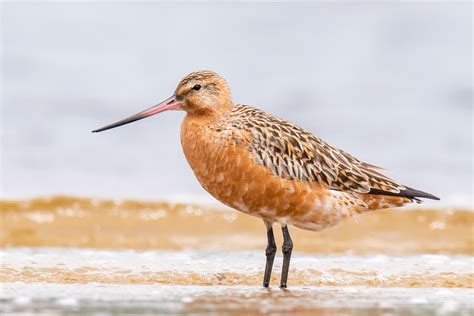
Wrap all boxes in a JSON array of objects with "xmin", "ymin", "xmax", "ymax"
[{"xmin": 1, "ymin": 197, "xmax": 473, "ymax": 315}]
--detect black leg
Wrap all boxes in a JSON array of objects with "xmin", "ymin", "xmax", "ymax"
[
  {"xmin": 280, "ymin": 225, "xmax": 293, "ymax": 288},
  {"xmin": 263, "ymin": 221, "xmax": 277, "ymax": 287}
]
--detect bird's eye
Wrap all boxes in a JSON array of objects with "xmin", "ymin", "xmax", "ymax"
[{"xmin": 192, "ymin": 84, "xmax": 201, "ymax": 91}]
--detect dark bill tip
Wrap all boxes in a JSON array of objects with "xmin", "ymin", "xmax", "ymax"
[{"xmin": 92, "ymin": 96, "xmax": 180, "ymax": 134}]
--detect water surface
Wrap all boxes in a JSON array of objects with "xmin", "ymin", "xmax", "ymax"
[
  {"xmin": 2, "ymin": 283, "xmax": 473, "ymax": 315},
  {"xmin": 1, "ymin": 198, "xmax": 472, "ymax": 315}
]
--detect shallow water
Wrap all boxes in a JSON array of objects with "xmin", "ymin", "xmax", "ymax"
[
  {"xmin": 1, "ymin": 248, "xmax": 472, "ymax": 288},
  {"xmin": 2, "ymin": 283, "xmax": 473, "ymax": 315},
  {"xmin": 1, "ymin": 198, "xmax": 473, "ymax": 314}
]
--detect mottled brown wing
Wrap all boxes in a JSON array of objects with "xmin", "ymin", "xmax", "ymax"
[{"xmin": 229, "ymin": 105, "xmax": 405, "ymax": 195}]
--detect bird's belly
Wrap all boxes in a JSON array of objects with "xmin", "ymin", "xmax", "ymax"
[{"xmin": 181, "ymin": 134, "xmax": 368, "ymax": 231}]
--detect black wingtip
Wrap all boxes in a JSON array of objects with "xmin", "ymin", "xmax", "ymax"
[
  {"xmin": 369, "ymin": 187, "xmax": 440, "ymax": 201},
  {"xmin": 403, "ymin": 186, "xmax": 440, "ymax": 201}
]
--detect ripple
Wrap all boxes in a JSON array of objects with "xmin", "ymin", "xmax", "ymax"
[{"xmin": 0, "ymin": 248, "xmax": 472, "ymax": 288}]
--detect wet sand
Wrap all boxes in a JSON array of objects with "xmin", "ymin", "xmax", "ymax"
[
  {"xmin": 1, "ymin": 196, "xmax": 472, "ymax": 254},
  {"xmin": 1, "ymin": 197, "xmax": 473, "ymax": 315}
]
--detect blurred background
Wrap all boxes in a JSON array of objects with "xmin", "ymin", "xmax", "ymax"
[
  {"xmin": 1, "ymin": 2, "xmax": 473, "ymax": 315},
  {"xmin": 2, "ymin": 1, "xmax": 472, "ymax": 206}
]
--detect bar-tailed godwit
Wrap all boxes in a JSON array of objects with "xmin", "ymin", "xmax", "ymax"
[{"xmin": 93, "ymin": 71, "xmax": 439, "ymax": 288}]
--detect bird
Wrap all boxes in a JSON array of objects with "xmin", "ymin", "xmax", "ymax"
[{"xmin": 92, "ymin": 70, "xmax": 439, "ymax": 288}]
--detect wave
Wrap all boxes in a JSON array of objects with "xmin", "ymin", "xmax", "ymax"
[{"xmin": 1, "ymin": 248, "xmax": 472, "ymax": 288}]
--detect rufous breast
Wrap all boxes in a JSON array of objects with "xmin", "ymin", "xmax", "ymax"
[{"xmin": 180, "ymin": 113, "xmax": 369, "ymax": 232}]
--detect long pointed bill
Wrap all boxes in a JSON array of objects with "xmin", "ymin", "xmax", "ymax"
[{"xmin": 92, "ymin": 96, "xmax": 181, "ymax": 133}]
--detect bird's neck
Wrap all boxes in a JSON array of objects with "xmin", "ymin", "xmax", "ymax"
[
  {"xmin": 184, "ymin": 101, "xmax": 233, "ymax": 123},
  {"xmin": 180, "ymin": 102, "xmax": 233, "ymax": 149},
  {"xmin": 180, "ymin": 107, "xmax": 232, "ymax": 181}
]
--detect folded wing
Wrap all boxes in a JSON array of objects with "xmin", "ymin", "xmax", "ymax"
[{"xmin": 230, "ymin": 105, "xmax": 439, "ymax": 201}]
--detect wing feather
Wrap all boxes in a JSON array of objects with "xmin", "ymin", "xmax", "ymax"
[{"xmin": 229, "ymin": 105, "xmax": 406, "ymax": 196}]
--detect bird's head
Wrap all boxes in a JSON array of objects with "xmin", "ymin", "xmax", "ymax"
[
  {"xmin": 175, "ymin": 70, "xmax": 232, "ymax": 115},
  {"xmin": 92, "ymin": 70, "xmax": 232, "ymax": 133}
]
